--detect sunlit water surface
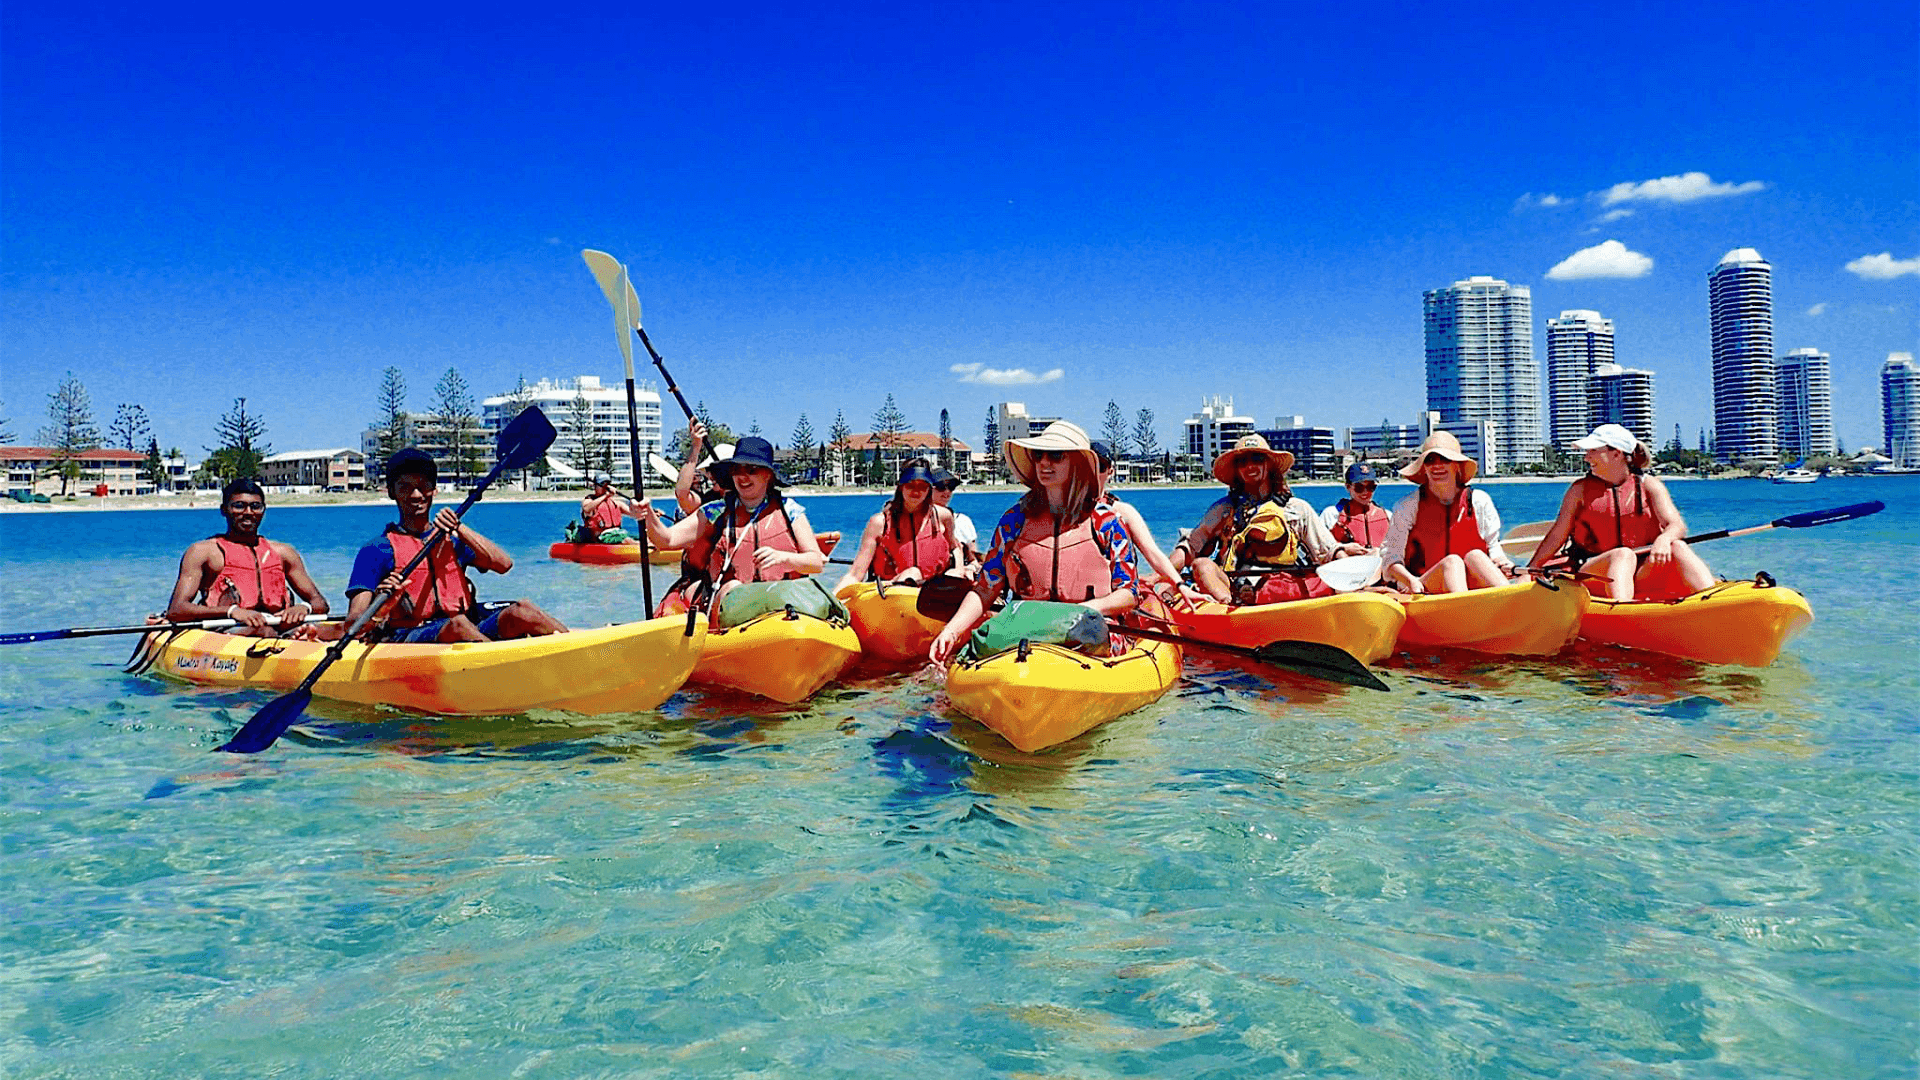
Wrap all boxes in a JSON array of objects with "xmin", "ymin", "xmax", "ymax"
[{"xmin": 2, "ymin": 477, "xmax": 1915, "ymax": 1078}]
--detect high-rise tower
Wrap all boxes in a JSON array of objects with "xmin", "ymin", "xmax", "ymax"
[
  {"xmin": 1708, "ymin": 248, "xmax": 1777, "ymax": 462},
  {"xmin": 1883, "ymin": 352, "xmax": 1920, "ymax": 469},
  {"xmin": 1545, "ymin": 310, "xmax": 1615, "ymax": 448},
  {"xmin": 1776, "ymin": 348, "xmax": 1835, "ymax": 460},
  {"xmin": 1589, "ymin": 363, "xmax": 1657, "ymax": 446},
  {"xmin": 1424, "ymin": 276, "xmax": 1540, "ymax": 469}
]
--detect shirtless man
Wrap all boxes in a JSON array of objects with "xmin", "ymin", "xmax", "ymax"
[{"xmin": 164, "ymin": 478, "xmax": 330, "ymax": 636}]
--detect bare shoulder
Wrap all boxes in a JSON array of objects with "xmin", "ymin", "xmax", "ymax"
[{"xmin": 268, "ymin": 538, "xmax": 306, "ymax": 564}]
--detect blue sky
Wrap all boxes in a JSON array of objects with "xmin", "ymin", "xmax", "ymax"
[{"xmin": 4, "ymin": 1, "xmax": 1915, "ymax": 459}]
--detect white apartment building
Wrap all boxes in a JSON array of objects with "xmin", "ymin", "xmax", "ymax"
[
  {"xmin": 1776, "ymin": 348, "xmax": 1836, "ymax": 460},
  {"xmin": 1183, "ymin": 396, "xmax": 1255, "ymax": 461},
  {"xmin": 1709, "ymin": 248, "xmax": 1778, "ymax": 462},
  {"xmin": 1545, "ymin": 310, "xmax": 1615, "ymax": 449},
  {"xmin": 1589, "ymin": 363, "xmax": 1657, "ymax": 447},
  {"xmin": 480, "ymin": 375, "xmax": 663, "ymax": 485},
  {"xmin": 994, "ymin": 402, "xmax": 1060, "ymax": 445},
  {"xmin": 1882, "ymin": 352, "xmax": 1920, "ymax": 469},
  {"xmin": 1423, "ymin": 275, "xmax": 1541, "ymax": 469}
]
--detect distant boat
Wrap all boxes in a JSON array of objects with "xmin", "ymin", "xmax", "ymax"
[{"xmin": 1772, "ymin": 468, "xmax": 1819, "ymax": 484}]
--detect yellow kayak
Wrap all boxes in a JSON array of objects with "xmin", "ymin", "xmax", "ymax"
[
  {"xmin": 945, "ymin": 632, "xmax": 1182, "ymax": 752},
  {"xmin": 1395, "ymin": 579, "xmax": 1589, "ymax": 656},
  {"xmin": 1580, "ymin": 578, "xmax": 1813, "ymax": 666},
  {"xmin": 690, "ymin": 608, "xmax": 862, "ymax": 703},
  {"xmin": 836, "ymin": 581, "xmax": 946, "ymax": 665},
  {"xmin": 1170, "ymin": 592, "xmax": 1406, "ymax": 665},
  {"xmin": 149, "ymin": 616, "xmax": 706, "ymax": 714}
]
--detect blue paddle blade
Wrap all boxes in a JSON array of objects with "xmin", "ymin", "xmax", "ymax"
[
  {"xmin": 496, "ymin": 406, "xmax": 557, "ymax": 472},
  {"xmin": 219, "ymin": 687, "xmax": 312, "ymax": 754},
  {"xmin": 1776, "ymin": 500, "xmax": 1883, "ymax": 529},
  {"xmin": 0, "ymin": 627, "xmax": 71, "ymax": 645}
]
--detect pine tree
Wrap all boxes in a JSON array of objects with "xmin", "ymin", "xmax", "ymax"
[
  {"xmin": 938, "ymin": 408, "xmax": 953, "ymax": 470},
  {"xmin": 791, "ymin": 414, "xmax": 816, "ymax": 482},
  {"xmin": 826, "ymin": 409, "xmax": 853, "ymax": 486},
  {"xmin": 433, "ymin": 367, "xmax": 480, "ymax": 485},
  {"xmin": 38, "ymin": 373, "xmax": 100, "ymax": 496},
  {"xmin": 982, "ymin": 407, "xmax": 1001, "ymax": 481},
  {"xmin": 372, "ymin": 367, "xmax": 410, "ymax": 483},
  {"xmin": 1132, "ymin": 408, "xmax": 1160, "ymax": 460},
  {"xmin": 208, "ymin": 397, "xmax": 270, "ymax": 482},
  {"xmin": 110, "ymin": 403, "xmax": 152, "ymax": 452},
  {"xmin": 143, "ymin": 437, "xmax": 166, "ymax": 490},
  {"xmin": 565, "ymin": 392, "xmax": 604, "ymax": 478},
  {"xmin": 1102, "ymin": 400, "xmax": 1129, "ymax": 457},
  {"xmin": 0, "ymin": 399, "xmax": 13, "ymax": 445},
  {"xmin": 500, "ymin": 376, "xmax": 538, "ymax": 488}
]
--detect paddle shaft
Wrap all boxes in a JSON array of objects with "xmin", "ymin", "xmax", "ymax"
[
  {"xmin": 1537, "ymin": 500, "xmax": 1884, "ymax": 569},
  {"xmin": 4, "ymin": 613, "xmax": 336, "ymax": 646},
  {"xmin": 633, "ymin": 325, "xmax": 696, "ymax": 421}
]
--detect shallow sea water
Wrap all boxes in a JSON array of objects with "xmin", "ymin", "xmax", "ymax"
[{"xmin": 2, "ymin": 476, "xmax": 1915, "ymax": 1078}]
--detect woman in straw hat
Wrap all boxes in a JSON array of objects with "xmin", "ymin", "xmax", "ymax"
[
  {"xmin": 1170, "ymin": 434, "xmax": 1342, "ymax": 604},
  {"xmin": 1380, "ymin": 431, "xmax": 1514, "ymax": 594},
  {"xmin": 636, "ymin": 436, "xmax": 828, "ymax": 616},
  {"xmin": 929, "ymin": 421, "xmax": 1141, "ymax": 665},
  {"xmin": 1522, "ymin": 423, "xmax": 1714, "ymax": 600},
  {"xmin": 836, "ymin": 458, "xmax": 960, "ymax": 591}
]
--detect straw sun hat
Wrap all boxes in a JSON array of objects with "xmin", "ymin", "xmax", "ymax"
[
  {"xmin": 1005, "ymin": 421, "xmax": 1099, "ymax": 486},
  {"xmin": 1399, "ymin": 431, "xmax": 1478, "ymax": 483},
  {"xmin": 1211, "ymin": 434, "xmax": 1295, "ymax": 485}
]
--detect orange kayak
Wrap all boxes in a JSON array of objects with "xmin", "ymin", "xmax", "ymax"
[
  {"xmin": 1395, "ymin": 579, "xmax": 1589, "ymax": 656},
  {"xmin": 836, "ymin": 581, "xmax": 946, "ymax": 665},
  {"xmin": 1169, "ymin": 592, "xmax": 1406, "ymax": 665},
  {"xmin": 551, "ymin": 530, "xmax": 839, "ymax": 567},
  {"xmin": 1580, "ymin": 578, "xmax": 1813, "ymax": 666}
]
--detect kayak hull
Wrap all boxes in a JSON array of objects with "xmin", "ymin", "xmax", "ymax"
[
  {"xmin": 837, "ymin": 581, "xmax": 946, "ymax": 665},
  {"xmin": 149, "ymin": 616, "xmax": 706, "ymax": 715},
  {"xmin": 946, "ymin": 634, "xmax": 1182, "ymax": 752},
  {"xmin": 690, "ymin": 609, "xmax": 862, "ymax": 703},
  {"xmin": 1395, "ymin": 580, "xmax": 1589, "ymax": 656},
  {"xmin": 1170, "ymin": 592, "xmax": 1406, "ymax": 665},
  {"xmin": 1580, "ymin": 579, "xmax": 1813, "ymax": 666}
]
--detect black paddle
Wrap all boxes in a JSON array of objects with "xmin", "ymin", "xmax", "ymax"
[
  {"xmin": 912, "ymin": 575, "xmax": 1388, "ymax": 692},
  {"xmin": 219, "ymin": 406, "xmax": 558, "ymax": 754},
  {"xmin": 1535, "ymin": 500, "xmax": 1885, "ymax": 570},
  {"xmin": 3, "ymin": 613, "xmax": 337, "ymax": 646}
]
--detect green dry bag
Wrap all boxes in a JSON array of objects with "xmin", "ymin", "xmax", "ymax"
[
  {"xmin": 715, "ymin": 578, "xmax": 849, "ymax": 629},
  {"xmin": 964, "ymin": 599, "xmax": 1110, "ymax": 661}
]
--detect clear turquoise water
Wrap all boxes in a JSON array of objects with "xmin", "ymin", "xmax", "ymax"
[{"xmin": 2, "ymin": 477, "xmax": 1915, "ymax": 1078}]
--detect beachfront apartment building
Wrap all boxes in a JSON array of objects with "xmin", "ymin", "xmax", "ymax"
[
  {"xmin": 1776, "ymin": 348, "xmax": 1836, "ymax": 460},
  {"xmin": 1709, "ymin": 248, "xmax": 1778, "ymax": 462},
  {"xmin": 1589, "ymin": 363, "xmax": 1657, "ymax": 448},
  {"xmin": 1423, "ymin": 275, "xmax": 1541, "ymax": 470},
  {"xmin": 1257, "ymin": 416, "xmax": 1337, "ymax": 479},
  {"xmin": 994, "ymin": 402, "xmax": 1060, "ymax": 445},
  {"xmin": 1183, "ymin": 396, "xmax": 1255, "ymax": 462},
  {"xmin": 478, "ymin": 376, "xmax": 663, "ymax": 487},
  {"xmin": 2, "ymin": 446, "xmax": 151, "ymax": 496},
  {"xmin": 1545, "ymin": 310, "xmax": 1615, "ymax": 449},
  {"xmin": 1882, "ymin": 352, "xmax": 1920, "ymax": 469},
  {"xmin": 260, "ymin": 448, "xmax": 368, "ymax": 492},
  {"xmin": 1346, "ymin": 421, "xmax": 1423, "ymax": 460}
]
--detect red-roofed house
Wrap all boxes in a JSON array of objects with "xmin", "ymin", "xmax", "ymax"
[{"xmin": 2, "ymin": 447, "xmax": 152, "ymax": 497}]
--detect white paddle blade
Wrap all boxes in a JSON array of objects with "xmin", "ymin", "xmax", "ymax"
[
  {"xmin": 582, "ymin": 249, "xmax": 626, "ymax": 310},
  {"xmin": 613, "ymin": 266, "xmax": 638, "ymax": 373},
  {"xmin": 1503, "ymin": 536, "xmax": 1546, "ymax": 562},
  {"xmin": 1316, "ymin": 554, "xmax": 1382, "ymax": 593}
]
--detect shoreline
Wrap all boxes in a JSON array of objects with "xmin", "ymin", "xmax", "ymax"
[{"xmin": 0, "ymin": 471, "xmax": 1770, "ymax": 514}]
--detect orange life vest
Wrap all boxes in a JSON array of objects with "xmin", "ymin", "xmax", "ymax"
[
  {"xmin": 1007, "ymin": 510, "xmax": 1118, "ymax": 602},
  {"xmin": 708, "ymin": 499, "xmax": 806, "ymax": 585},
  {"xmin": 1405, "ymin": 488, "xmax": 1487, "ymax": 575},
  {"xmin": 1568, "ymin": 473, "xmax": 1661, "ymax": 557},
  {"xmin": 874, "ymin": 506, "xmax": 952, "ymax": 580},
  {"xmin": 381, "ymin": 526, "xmax": 477, "ymax": 628},
  {"xmin": 1331, "ymin": 499, "xmax": 1390, "ymax": 548},
  {"xmin": 203, "ymin": 536, "xmax": 289, "ymax": 611},
  {"xmin": 584, "ymin": 496, "xmax": 624, "ymax": 532}
]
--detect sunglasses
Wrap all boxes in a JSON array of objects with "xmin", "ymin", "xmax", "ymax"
[
  {"xmin": 225, "ymin": 501, "xmax": 265, "ymax": 512},
  {"xmin": 1350, "ymin": 481, "xmax": 1377, "ymax": 491},
  {"xmin": 1034, "ymin": 449, "xmax": 1072, "ymax": 462}
]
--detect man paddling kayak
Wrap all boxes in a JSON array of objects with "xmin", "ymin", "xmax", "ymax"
[
  {"xmin": 575, "ymin": 471, "xmax": 633, "ymax": 541},
  {"xmin": 1170, "ymin": 434, "xmax": 1342, "ymax": 605},
  {"xmin": 346, "ymin": 448, "xmax": 568, "ymax": 643},
  {"xmin": 1523, "ymin": 423, "xmax": 1714, "ymax": 600},
  {"xmin": 163, "ymin": 479, "xmax": 331, "ymax": 637}
]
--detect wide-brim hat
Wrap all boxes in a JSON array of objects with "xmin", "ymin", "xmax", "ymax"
[
  {"xmin": 1006, "ymin": 420, "xmax": 1099, "ymax": 487},
  {"xmin": 1211, "ymin": 434, "xmax": 1295, "ymax": 485},
  {"xmin": 929, "ymin": 467, "xmax": 962, "ymax": 489},
  {"xmin": 712, "ymin": 436, "xmax": 788, "ymax": 486},
  {"xmin": 1399, "ymin": 431, "xmax": 1478, "ymax": 483}
]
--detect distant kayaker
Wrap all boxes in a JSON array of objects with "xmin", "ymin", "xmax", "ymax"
[
  {"xmin": 577, "ymin": 471, "xmax": 632, "ymax": 540},
  {"xmin": 163, "ymin": 478, "xmax": 331, "ymax": 637},
  {"xmin": 1320, "ymin": 462, "xmax": 1391, "ymax": 557},
  {"xmin": 345, "ymin": 448, "xmax": 568, "ymax": 642},
  {"xmin": 1170, "ymin": 434, "xmax": 1341, "ymax": 605},
  {"xmin": 1381, "ymin": 432, "xmax": 1515, "ymax": 595},
  {"xmin": 1090, "ymin": 439, "xmax": 1183, "ymax": 603},
  {"xmin": 929, "ymin": 467, "xmax": 980, "ymax": 575},
  {"xmin": 835, "ymin": 460, "xmax": 960, "ymax": 591},
  {"xmin": 1524, "ymin": 423, "xmax": 1714, "ymax": 600},
  {"xmin": 929, "ymin": 421, "xmax": 1140, "ymax": 665},
  {"xmin": 635, "ymin": 436, "xmax": 829, "ymax": 618}
]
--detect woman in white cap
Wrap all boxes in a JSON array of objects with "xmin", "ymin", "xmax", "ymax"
[
  {"xmin": 1381, "ymin": 431, "xmax": 1514, "ymax": 594},
  {"xmin": 929, "ymin": 421, "xmax": 1139, "ymax": 665},
  {"xmin": 635, "ymin": 436, "xmax": 828, "ymax": 615},
  {"xmin": 1170, "ymin": 434, "xmax": 1341, "ymax": 604},
  {"xmin": 835, "ymin": 459, "xmax": 960, "ymax": 591},
  {"xmin": 1523, "ymin": 423, "xmax": 1714, "ymax": 600}
]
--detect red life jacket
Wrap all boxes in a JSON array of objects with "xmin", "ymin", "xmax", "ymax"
[
  {"xmin": 1331, "ymin": 499, "xmax": 1390, "ymax": 548},
  {"xmin": 1405, "ymin": 488, "xmax": 1487, "ymax": 575},
  {"xmin": 874, "ymin": 506, "xmax": 953, "ymax": 580},
  {"xmin": 1007, "ymin": 508, "xmax": 1119, "ymax": 602},
  {"xmin": 584, "ymin": 496, "xmax": 624, "ymax": 532},
  {"xmin": 382, "ymin": 526, "xmax": 477, "ymax": 628},
  {"xmin": 707, "ymin": 499, "xmax": 806, "ymax": 585},
  {"xmin": 203, "ymin": 536, "xmax": 289, "ymax": 611},
  {"xmin": 1568, "ymin": 474, "xmax": 1661, "ymax": 556}
]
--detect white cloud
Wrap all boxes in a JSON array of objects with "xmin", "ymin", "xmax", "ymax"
[
  {"xmin": 1844, "ymin": 252, "xmax": 1920, "ymax": 280},
  {"xmin": 1806, "ymin": 302, "xmax": 1828, "ymax": 316},
  {"xmin": 1545, "ymin": 240, "xmax": 1654, "ymax": 280},
  {"xmin": 1599, "ymin": 171, "xmax": 1766, "ymax": 205},
  {"xmin": 1514, "ymin": 192, "xmax": 1565, "ymax": 209},
  {"xmin": 1596, "ymin": 208, "xmax": 1635, "ymax": 223},
  {"xmin": 951, "ymin": 363, "xmax": 1064, "ymax": 386}
]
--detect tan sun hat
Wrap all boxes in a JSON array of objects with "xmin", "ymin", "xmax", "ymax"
[
  {"xmin": 1211, "ymin": 434, "xmax": 1295, "ymax": 485},
  {"xmin": 1006, "ymin": 420, "xmax": 1099, "ymax": 486},
  {"xmin": 1399, "ymin": 431, "xmax": 1478, "ymax": 483}
]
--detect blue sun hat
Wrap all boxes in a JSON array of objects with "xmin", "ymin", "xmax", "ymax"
[{"xmin": 712, "ymin": 436, "xmax": 790, "ymax": 487}]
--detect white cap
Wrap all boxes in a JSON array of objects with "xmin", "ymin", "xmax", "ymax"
[{"xmin": 1573, "ymin": 423, "xmax": 1638, "ymax": 453}]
